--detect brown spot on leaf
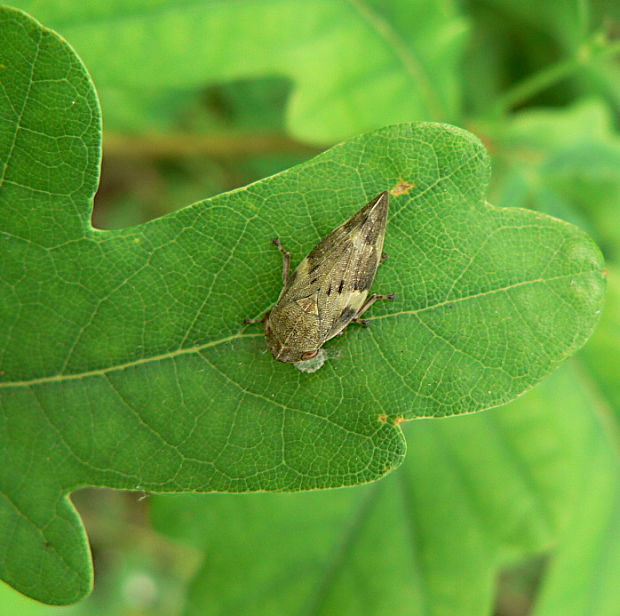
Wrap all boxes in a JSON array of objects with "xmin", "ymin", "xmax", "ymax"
[
  {"xmin": 390, "ymin": 180, "xmax": 415, "ymax": 197},
  {"xmin": 378, "ymin": 414, "xmax": 388, "ymax": 423}
]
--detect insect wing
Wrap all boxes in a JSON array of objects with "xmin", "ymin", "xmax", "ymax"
[{"xmin": 279, "ymin": 191, "xmax": 389, "ymax": 342}]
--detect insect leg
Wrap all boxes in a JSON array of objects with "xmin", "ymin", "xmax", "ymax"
[
  {"xmin": 243, "ymin": 312, "xmax": 269, "ymax": 325},
  {"xmin": 272, "ymin": 238, "xmax": 292, "ymax": 285},
  {"xmin": 352, "ymin": 293, "xmax": 396, "ymax": 325}
]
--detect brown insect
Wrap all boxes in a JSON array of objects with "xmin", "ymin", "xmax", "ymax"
[{"xmin": 246, "ymin": 191, "xmax": 394, "ymax": 363}]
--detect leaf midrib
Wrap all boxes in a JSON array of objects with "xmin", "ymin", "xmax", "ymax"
[{"xmin": 0, "ymin": 270, "xmax": 594, "ymax": 389}]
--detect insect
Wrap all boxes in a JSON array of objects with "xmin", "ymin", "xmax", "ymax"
[{"xmin": 246, "ymin": 191, "xmax": 395, "ymax": 363}]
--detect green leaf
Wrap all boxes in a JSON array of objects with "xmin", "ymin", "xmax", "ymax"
[
  {"xmin": 151, "ymin": 282, "xmax": 620, "ymax": 616},
  {"xmin": 533, "ymin": 390, "xmax": 620, "ymax": 615},
  {"xmin": 151, "ymin": 360, "xmax": 605, "ymax": 616},
  {"xmin": 491, "ymin": 99, "xmax": 620, "ymax": 261},
  {"xmin": 151, "ymin": 270, "xmax": 620, "ymax": 615},
  {"xmin": 0, "ymin": 7, "xmax": 605, "ymax": 605},
  {"xmin": 531, "ymin": 279, "xmax": 620, "ymax": 616},
  {"xmin": 0, "ymin": 582, "xmax": 65, "ymax": 615},
  {"xmin": 8, "ymin": 0, "xmax": 469, "ymax": 142},
  {"xmin": 581, "ymin": 268, "xmax": 620, "ymax": 418},
  {"xmin": 488, "ymin": 102, "xmax": 620, "ymax": 615}
]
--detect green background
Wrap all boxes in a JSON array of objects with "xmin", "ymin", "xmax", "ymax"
[{"xmin": 0, "ymin": 1, "xmax": 619, "ymax": 614}]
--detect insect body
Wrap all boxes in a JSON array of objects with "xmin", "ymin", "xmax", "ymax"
[{"xmin": 256, "ymin": 191, "xmax": 394, "ymax": 363}]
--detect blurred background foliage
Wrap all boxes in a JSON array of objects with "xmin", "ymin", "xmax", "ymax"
[{"xmin": 2, "ymin": 0, "xmax": 620, "ymax": 614}]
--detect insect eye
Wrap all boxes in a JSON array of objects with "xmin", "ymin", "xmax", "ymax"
[{"xmin": 301, "ymin": 350, "xmax": 319, "ymax": 361}]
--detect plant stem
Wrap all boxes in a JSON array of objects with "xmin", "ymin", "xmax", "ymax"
[{"xmin": 493, "ymin": 37, "xmax": 620, "ymax": 115}]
